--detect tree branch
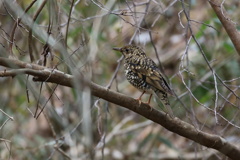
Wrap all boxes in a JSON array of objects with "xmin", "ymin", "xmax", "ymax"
[
  {"xmin": 208, "ymin": 0, "xmax": 240, "ymax": 55},
  {"xmin": 0, "ymin": 57, "xmax": 240, "ymax": 159}
]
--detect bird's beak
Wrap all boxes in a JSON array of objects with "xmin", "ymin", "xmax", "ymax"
[{"xmin": 113, "ymin": 47, "xmax": 121, "ymax": 51}]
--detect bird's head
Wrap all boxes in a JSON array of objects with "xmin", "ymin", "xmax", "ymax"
[{"xmin": 113, "ymin": 45, "xmax": 146, "ymax": 58}]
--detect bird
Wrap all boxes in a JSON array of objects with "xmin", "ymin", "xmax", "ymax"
[{"xmin": 113, "ymin": 44, "xmax": 174, "ymax": 117}]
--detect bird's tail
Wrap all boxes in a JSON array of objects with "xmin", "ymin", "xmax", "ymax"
[{"xmin": 155, "ymin": 90, "xmax": 174, "ymax": 118}]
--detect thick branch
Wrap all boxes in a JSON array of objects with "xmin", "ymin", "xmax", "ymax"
[
  {"xmin": 0, "ymin": 57, "xmax": 240, "ymax": 159},
  {"xmin": 208, "ymin": 0, "xmax": 240, "ymax": 55}
]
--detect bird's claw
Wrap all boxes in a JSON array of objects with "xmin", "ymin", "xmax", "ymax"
[{"xmin": 135, "ymin": 98, "xmax": 153, "ymax": 111}]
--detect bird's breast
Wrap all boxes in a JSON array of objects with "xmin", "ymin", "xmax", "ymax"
[{"xmin": 124, "ymin": 68, "xmax": 152, "ymax": 93}]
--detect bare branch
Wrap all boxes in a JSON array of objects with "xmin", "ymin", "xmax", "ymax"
[
  {"xmin": 208, "ymin": 0, "xmax": 240, "ymax": 55},
  {"xmin": 28, "ymin": 0, "xmax": 48, "ymax": 62}
]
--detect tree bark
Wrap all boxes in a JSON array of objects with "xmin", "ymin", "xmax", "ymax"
[{"xmin": 208, "ymin": 0, "xmax": 240, "ymax": 55}]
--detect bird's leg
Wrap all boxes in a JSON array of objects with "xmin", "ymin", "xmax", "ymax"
[
  {"xmin": 147, "ymin": 94, "xmax": 153, "ymax": 105},
  {"xmin": 147, "ymin": 94, "xmax": 153, "ymax": 111},
  {"xmin": 136, "ymin": 91, "xmax": 145, "ymax": 105}
]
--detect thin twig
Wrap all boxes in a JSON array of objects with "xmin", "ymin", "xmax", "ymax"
[
  {"xmin": 0, "ymin": 109, "xmax": 14, "ymax": 120},
  {"xmin": 36, "ymin": 84, "xmax": 59, "ymax": 119},
  {"xmin": 28, "ymin": 0, "xmax": 48, "ymax": 62},
  {"xmin": 65, "ymin": 0, "xmax": 75, "ymax": 47},
  {"xmin": 9, "ymin": 0, "xmax": 37, "ymax": 56}
]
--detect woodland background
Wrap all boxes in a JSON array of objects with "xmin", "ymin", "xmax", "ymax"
[{"xmin": 0, "ymin": 0, "xmax": 240, "ymax": 159}]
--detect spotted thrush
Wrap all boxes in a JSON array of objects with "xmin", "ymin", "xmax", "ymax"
[{"xmin": 113, "ymin": 45, "xmax": 174, "ymax": 117}]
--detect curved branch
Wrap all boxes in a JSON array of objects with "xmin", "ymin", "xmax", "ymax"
[
  {"xmin": 208, "ymin": 0, "xmax": 240, "ymax": 55},
  {"xmin": 0, "ymin": 57, "xmax": 240, "ymax": 159}
]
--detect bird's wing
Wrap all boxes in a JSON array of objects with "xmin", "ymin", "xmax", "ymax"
[{"xmin": 129, "ymin": 57, "xmax": 174, "ymax": 95}]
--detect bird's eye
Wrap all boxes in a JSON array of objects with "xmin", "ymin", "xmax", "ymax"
[{"xmin": 125, "ymin": 48, "xmax": 129, "ymax": 52}]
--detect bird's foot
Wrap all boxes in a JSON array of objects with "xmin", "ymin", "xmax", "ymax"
[
  {"xmin": 136, "ymin": 99, "xmax": 150, "ymax": 105},
  {"xmin": 135, "ymin": 98, "xmax": 153, "ymax": 111},
  {"xmin": 135, "ymin": 98, "xmax": 142, "ymax": 106},
  {"xmin": 142, "ymin": 101, "xmax": 153, "ymax": 111},
  {"xmin": 147, "ymin": 104, "xmax": 153, "ymax": 111}
]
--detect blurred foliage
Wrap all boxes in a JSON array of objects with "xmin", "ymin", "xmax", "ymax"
[{"xmin": 0, "ymin": 0, "xmax": 240, "ymax": 159}]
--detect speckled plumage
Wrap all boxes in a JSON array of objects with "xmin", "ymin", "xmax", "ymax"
[{"xmin": 113, "ymin": 45, "xmax": 174, "ymax": 117}]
